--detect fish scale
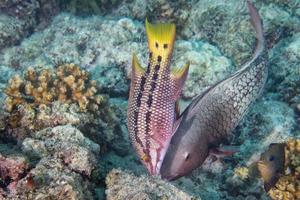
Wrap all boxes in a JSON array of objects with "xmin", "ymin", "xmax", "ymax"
[{"xmin": 160, "ymin": 0, "xmax": 268, "ymax": 180}]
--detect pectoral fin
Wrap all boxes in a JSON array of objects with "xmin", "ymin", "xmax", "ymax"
[
  {"xmin": 171, "ymin": 62, "xmax": 190, "ymax": 100},
  {"xmin": 264, "ymin": 175, "xmax": 280, "ymax": 192},
  {"xmin": 209, "ymin": 145, "xmax": 239, "ymax": 158},
  {"xmin": 129, "ymin": 53, "xmax": 145, "ymax": 99},
  {"xmin": 132, "ymin": 53, "xmax": 145, "ymax": 77}
]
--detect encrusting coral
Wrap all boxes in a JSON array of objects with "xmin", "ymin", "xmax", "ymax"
[{"xmin": 3, "ymin": 63, "xmax": 107, "ymax": 135}]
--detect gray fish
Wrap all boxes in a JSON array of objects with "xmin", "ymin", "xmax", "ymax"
[{"xmin": 160, "ymin": 0, "xmax": 268, "ymax": 181}]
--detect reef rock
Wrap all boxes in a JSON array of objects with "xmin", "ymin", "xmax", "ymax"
[
  {"xmin": 21, "ymin": 125, "xmax": 100, "ymax": 181},
  {"xmin": 1, "ymin": 125, "xmax": 100, "ymax": 199},
  {"xmin": 0, "ymin": 13, "xmax": 234, "ymax": 99},
  {"xmin": 267, "ymin": 33, "xmax": 300, "ymax": 111},
  {"xmin": 10, "ymin": 156, "xmax": 94, "ymax": 199},
  {"xmin": 0, "ymin": 0, "xmax": 59, "ymax": 50},
  {"xmin": 105, "ymin": 169, "xmax": 198, "ymax": 200},
  {"xmin": 174, "ymin": 40, "xmax": 233, "ymax": 98},
  {"xmin": 0, "ymin": 151, "xmax": 29, "ymax": 198}
]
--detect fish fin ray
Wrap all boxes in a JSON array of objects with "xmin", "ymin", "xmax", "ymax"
[
  {"xmin": 171, "ymin": 62, "xmax": 190, "ymax": 100},
  {"xmin": 132, "ymin": 53, "xmax": 145, "ymax": 76},
  {"xmin": 145, "ymin": 19, "xmax": 176, "ymax": 58}
]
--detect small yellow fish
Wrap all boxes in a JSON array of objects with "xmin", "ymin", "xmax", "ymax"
[{"xmin": 249, "ymin": 143, "xmax": 286, "ymax": 191}]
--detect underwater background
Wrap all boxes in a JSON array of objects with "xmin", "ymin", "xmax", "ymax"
[{"xmin": 0, "ymin": 0, "xmax": 299, "ymax": 199}]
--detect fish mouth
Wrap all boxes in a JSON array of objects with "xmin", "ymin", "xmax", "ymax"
[{"xmin": 161, "ymin": 172, "xmax": 181, "ymax": 181}]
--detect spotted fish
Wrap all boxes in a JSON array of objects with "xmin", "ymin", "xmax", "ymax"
[
  {"xmin": 160, "ymin": 0, "xmax": 268, "ymax": 180},
  {"xmin": 127, "ymin": 19, "xmax": 189, "ymax": 175}
]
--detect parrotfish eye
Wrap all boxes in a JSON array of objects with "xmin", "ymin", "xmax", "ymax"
[
  {"xmin": 269, "ymin": 155, "xmax": 275, "ymax": 162},
  {"xmin": 184, "ymin": 152, "xmax": 190, "ymax": 161}
]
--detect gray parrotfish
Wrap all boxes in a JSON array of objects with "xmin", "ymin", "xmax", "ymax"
[
  {"xmin": 160, "ymin": 0, "xmax": 268, "ymax": 181},
  {"xmin": 127, "ymin": 19, "xmax": 189, "ymax": 175}
]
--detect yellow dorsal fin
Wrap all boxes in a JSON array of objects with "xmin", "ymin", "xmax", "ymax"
[
  {"xmin": 172, "ymin": 61, "xmax": 190, "ymax": 79},
  {"xmin": 171, "ymin": 61, "xmax": 190, "ymax": 100},
  {"xmin": 145, "ymin": 19, "xmax": 176, "ymax": 59},
  {"xmin": 132, "ymin": 53, "xmax": 145, "ymax": 75}
]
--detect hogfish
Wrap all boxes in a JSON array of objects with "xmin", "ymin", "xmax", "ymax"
[
  {"xmin": 160, "ymin": 0, "xmax": 268, "ymax": 180},
  {"xmin": 127, "ymin": 19, "xmax": 189, "ymax": 175}
]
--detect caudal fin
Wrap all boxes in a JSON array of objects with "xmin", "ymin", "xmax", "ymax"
[
  {"xmin": 247, "ymin": 0, "xmax": 264, "ymax": 55},
  {"xmin": 145, "ymin": 19, "xmax": 176, "ymax": 60}
]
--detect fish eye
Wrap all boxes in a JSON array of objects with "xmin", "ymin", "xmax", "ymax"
[
  {"xmin": 269, "ymin": 155, "xmax": 275, "ymax": 162},
  {"xmin": 184, "ymin": 152, "xmax": 190, "ymax": 160}
]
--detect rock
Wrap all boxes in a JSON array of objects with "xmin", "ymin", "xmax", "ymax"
[
  {"xmin": 235, "ymin": 99, "xmax": 296, "ymax": 164},
  {"xmin": 1, "ymin": 125, "xmax": 101, "ymax": 199},
  {"xmin": 181, "ymin": 0, "xmax": 300, "ymax": 66},
  {"xmin": 0, "ymin": 153, "xmax": 29, "ymax": 191},
  {"xmin": 22, "ymin": 125, "xmax": 99, "ymax": 176},
  {"xmin": 173, "ymin": 40, "xmax": 233, "ymax": 98},
  {"xmin": 0, "ymin": 15, "xmax": 144, "ymax": 96},
  {"xmin": 267, "ymin": 33, "xmax": 300, "ymax": 110},
  {"xmin": 0, "ymin": 0, "xmax": 59, "ymax": 50},
  {"xmin": 0, "ymin": 13, "xmax": 234, "ymax": 99},
  {"xmin": 105, "ymin": 169, "xmax": 198, "ymax": 200},
  {"xmin": 11, "ymin": 157, "xmax": 94, "ymax": 200}
]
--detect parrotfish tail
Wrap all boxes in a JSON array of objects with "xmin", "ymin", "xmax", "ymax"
[{"xmin": 247, "ymin": 0, "xmax": 264, "ymax": 57}]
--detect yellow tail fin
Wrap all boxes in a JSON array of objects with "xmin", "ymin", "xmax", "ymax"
[{"xmin": 145, "ymin": 19, "xmax": 176, "ymax": 59}]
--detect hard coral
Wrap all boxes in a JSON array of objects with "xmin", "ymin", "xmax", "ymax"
[
  {"xmin": 3, "ymin": 64, "xmax": 106, "ymax": 135},
  {"xmin": 268, "ymin": 139, "xmax": 300, "ymax": 200}
]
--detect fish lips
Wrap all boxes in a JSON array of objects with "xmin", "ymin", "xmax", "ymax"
[{"xmin": 161, "ymin": 170, "xmax": 183, "ymax": 181}]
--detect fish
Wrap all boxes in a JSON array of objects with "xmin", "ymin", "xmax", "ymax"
[
  {"xmin": 248, "ymin": 143, "xmax": 286, "ymax": 192},
  {"xmin": 127, "ymin": 19, "xmax": 190, "ymax": 175},
  {"xmin": 160, "ymin": 0, "xmax": 268, "ymax": 181}
]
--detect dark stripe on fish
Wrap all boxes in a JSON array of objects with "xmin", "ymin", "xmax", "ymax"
[
  {"xmin": 133, "ymin": 110, "xmax": 144, "ymax": 148},
  {"xmin": 147, "ymin": 94, "xmax": 153, "ymax": 107}
]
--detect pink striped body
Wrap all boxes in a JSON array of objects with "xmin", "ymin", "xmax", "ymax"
[{"xmin": 127, "ymin": 54, "xmax": 179, "ymax": 175}]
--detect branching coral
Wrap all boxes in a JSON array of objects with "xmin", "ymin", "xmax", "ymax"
[{"xmin": 3, "ymin": 63, "xmax": 107, "ymax": 134}]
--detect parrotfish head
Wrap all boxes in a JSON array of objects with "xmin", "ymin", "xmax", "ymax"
[{"xmin": 160, "ymin": 116, "xmax": 209, "ymax": 181}]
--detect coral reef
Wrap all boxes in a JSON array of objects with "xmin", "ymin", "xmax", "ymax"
[
  {"xmin": 0, "ymin": 152, "xmax": 29, "ymax": 197},
  {"xmin": 3, "ymin": 64, "xmax": 106, "ymax": 136},
  {"xmin": 266, "ymin": 33, "xmax": 300, "ymax": 111},
  {"xmin": 0, "ymin": 0, "xmax": 59, "ymax": 50},
  {"xmin": 173, "ymin": 40, "xmax": 233, "ymax": 98},
  {"xmin": 0, "ymin": 13, "xmax": 235, "ymax": 99},
  {"xmin": 4, "ymin": 125, "xmax": 99, "ymax": 199},
  {"xmin": 105, "ymin": 169, "xmax": 198, "ymax": 200}
]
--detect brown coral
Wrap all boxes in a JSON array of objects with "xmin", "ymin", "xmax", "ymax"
[
  {"xmin": 268, "ymin": 139, "xmax": 300, "ymax": 200},
  {"xmin": 3, "ymin": 64, "xmax": 107, "ymax": 134}
]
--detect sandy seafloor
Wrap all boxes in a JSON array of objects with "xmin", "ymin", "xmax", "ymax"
[{"xmin": 0, "ymin": 0, "xmax": 299, "ymax": 199}]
